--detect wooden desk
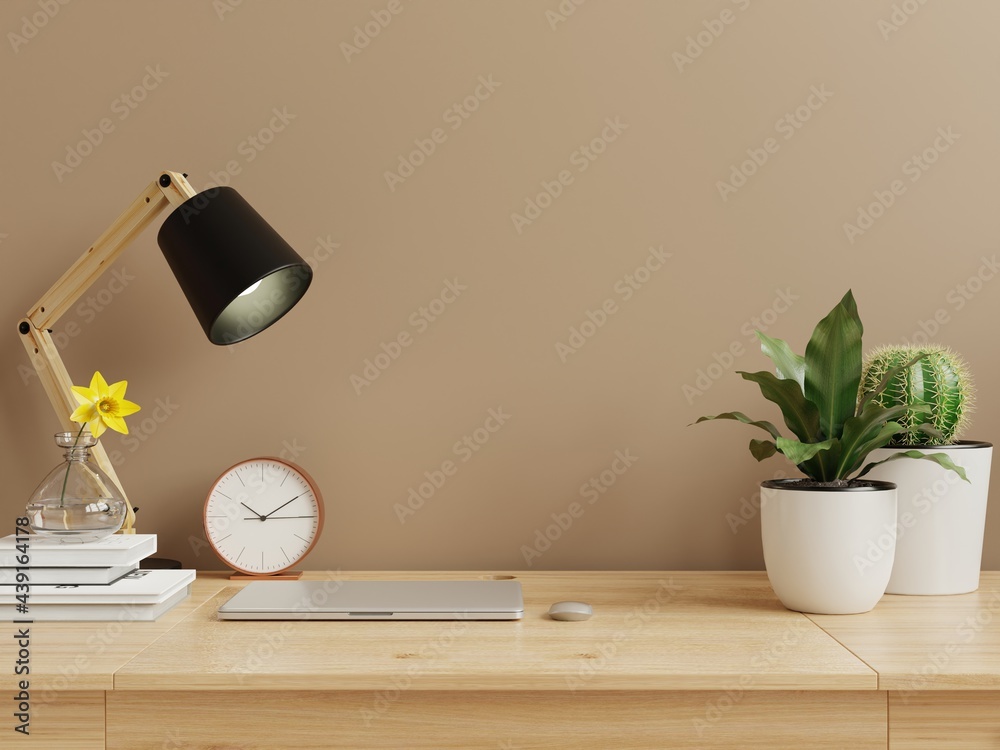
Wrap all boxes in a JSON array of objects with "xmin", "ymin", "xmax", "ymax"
[
  {"xmin": 0, "ymin": 577, "xmax": 226, "ymax": 749},
  {"xmin": 3, "ymin": 571, "xmax": 999, "ymax": 749},
  {"xmin": 809, "ymin": 581, "xmax": 1000, "ymax": 749}
]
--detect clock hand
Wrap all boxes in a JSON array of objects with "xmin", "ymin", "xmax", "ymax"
[
  {"xmin": 243, "ymin": 515, "xmax": 317, "ymax": 520},
  {"xmin": 241, "ymin": 502, "xmax": 265, "ymax": 521},
  {"xmin": 261, "ymin": 494, "xmax": 304, "ymax": 519}
]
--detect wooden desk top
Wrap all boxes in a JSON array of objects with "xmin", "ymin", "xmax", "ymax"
[
  {"xmin": 112, "ymin": 571, "xmax": 874, "ymax": 692},
  {"xmin": 0, "ymin": 578, "xmax": 228, "ymax": 692},
  {"xmin": 6, "ymin": 571, "xmax": 1000, "ymax": 694},
  {"xmin": 809, "ymin": 571, "xmax": 1000, "ymax": 692}
]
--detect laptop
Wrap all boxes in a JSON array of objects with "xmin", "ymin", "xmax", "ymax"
[{"xmin": 217, "ymin": 579, "xmax": 524, "ymax": 620}]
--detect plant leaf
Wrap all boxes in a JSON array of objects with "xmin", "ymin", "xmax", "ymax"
[
  {"xmin": 836, "ymin": 401, "xmax": 930, "ymax": 477},
  {"xmin": 856, "ymin": 450, "xmax": 970, "ymax": 482},
  {"xmin": 839, "ymin": 288, "xmax": 860, "ymax": 321},
  {"xmin": 739, "ymin": 370, "xmax": 820, "ymax": 443},
  {"xmin": 776, "ymin": 436, "xmax": 838, "ymax": 465},
  {"xmin": 915, "ymin": 423, "xmax": 944, "ymax": 442},
  {"xmin": 692, "ymin": 412, "xmax": 782, "ymax": 439},
  {"xmin": 797, "ymin": 439, "xmax": 847, "ymax": 482},
  {"xmin": 804, "ymin": 290, "xmax": 863, "ymax": 440},
  {"xmin": 749, "ymin": 439, "xmax": 778, "ymax": 461},
  {"xmin": 756, "ymin": 331, "xmax": 805, "ymax": 390},
  {"xmin": 840, "ymin": 422, "xmax": 903, "ymax": 478}
]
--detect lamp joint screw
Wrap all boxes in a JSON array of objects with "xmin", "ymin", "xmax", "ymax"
[
  {"xmin": 18, "ymin": 321, "xmax": 30, "ymax": 335},
  {"xmin": 159, "ymin": 174, "xmax": 172, "ymax": 188}
]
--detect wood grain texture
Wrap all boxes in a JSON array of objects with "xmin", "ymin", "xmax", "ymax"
[
  {"xmin": 889, "ymin": 691, "xmax": 1000, "ymax": 748},
  {"xmin": 17, "ymin": 691, "xmax": 104, "ymax": 750},
  {"xmin": 0, "ymin": 577, "xmax": 228, "ymax": 692},
  {"xmin": 107, "ymin": 689, "xmax": 886, "ymax": 750},
  {"xmin": 808, "ymin": 572, "xmax": 1000, "ymax": 691},
  {"xmin": 113, "ymin": 571, "xmax": 876, "ymax": 691},
  {"xmin": 26, "ymin": 178, "xmax": 169, "ymax": 330},
  {"xmin": 10, "ymin": 571, "xmax": 1000, "ymax": 746}
]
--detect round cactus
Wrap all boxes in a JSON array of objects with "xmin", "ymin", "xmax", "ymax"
[{"xmin": 860, "ymin": 345, "xmax": 974, "ymax": 446}]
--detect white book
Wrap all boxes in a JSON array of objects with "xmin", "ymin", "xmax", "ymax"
[
  {"xmin": 0, "ymin": 564, "xmax": 137, "ymax": 585},
  {"xmin": 0, "ymin": 569, "xmax": 195, "ymax": 605},
  {"xmin": 0, "ymin": 587, "xmax": 190, "ymax": 622},
  {"xmin": 0, "ymin": 534, "xmax": 156, "ymax": 568}
]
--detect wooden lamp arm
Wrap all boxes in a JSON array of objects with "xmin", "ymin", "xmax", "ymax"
[
  {"xmin": 26, "ymin": 172, "xmax": 196, "ymax": 329},
  {"xmin": 18, "ymin": 171, "xmax": 197, "ymax": 533}
]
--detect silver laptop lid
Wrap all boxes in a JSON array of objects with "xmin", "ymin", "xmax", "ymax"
[{"xmin": 218, "ymin": 579, "xmax": 524, "ymax": 620}]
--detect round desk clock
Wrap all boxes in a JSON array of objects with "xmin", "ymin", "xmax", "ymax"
[{"xmin": 204, "ymin": 457, "xmax": 324, "ymax": 580}]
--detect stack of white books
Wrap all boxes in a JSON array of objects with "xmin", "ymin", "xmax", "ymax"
[{"xmin": 0, "ymin": 534, "xmax": 195, "ymax": 621}]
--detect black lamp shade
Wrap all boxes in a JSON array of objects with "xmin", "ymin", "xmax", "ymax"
[{"xmin": 156, "ymin": 187, "xmax": 312, "ymax": 345}]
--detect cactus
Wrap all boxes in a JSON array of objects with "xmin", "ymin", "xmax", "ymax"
[{"xmin": 860, "ymin": 345, "xmax": 974, "ymax": 446}]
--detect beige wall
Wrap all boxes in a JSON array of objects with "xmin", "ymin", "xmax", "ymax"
[{"xmin": 2, "ymin": 0, "xmax": 999, "ymax": 571}]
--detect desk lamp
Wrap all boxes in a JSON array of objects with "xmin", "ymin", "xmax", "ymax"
[{"xmin": 18, "ymin": 171, "xmax": 312, "ymax": 533}]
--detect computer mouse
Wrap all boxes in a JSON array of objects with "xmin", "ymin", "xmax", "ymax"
[{"xmin": 547, "ymin": 601, "xmax": 593, "ymax": 621}]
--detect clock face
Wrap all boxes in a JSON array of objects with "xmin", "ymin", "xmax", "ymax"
[{"xmin": 204, "ymin": 458, "xmax": 324, "ymax": 575}]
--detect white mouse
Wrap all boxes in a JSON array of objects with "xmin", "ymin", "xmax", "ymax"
[{"xmin": 548, "ymin": 601, "xmax": 593, "ymax": 621}]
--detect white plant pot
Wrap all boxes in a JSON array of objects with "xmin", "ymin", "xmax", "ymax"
[
  {"xmin": 760, "ymin": 479, "xmax": 897, "ymax": 614},
  {"xmin": 865, "ymin": 441, "xmax": 992, "ymax": 595}
]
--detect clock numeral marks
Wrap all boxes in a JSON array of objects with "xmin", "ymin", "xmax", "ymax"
[
  {"xmin": 215, "ymin": 534, "xmax": 232, "ymax": 544},
  {"xmin": 280, "ymin": 469, "xmax": 289, "ymax": 487},
  {"xmin": 216, "ymin": 491, "xmax": 232, "ymax": 500},
  {"xmin": 235, "ymin": 473, "xmax": 245, "ymax": 487},
  {"xmin": 235, "ymin": 547, "xmax": 245, "ymax": 562},
  {"xmin": 281, "ymin": 547, "xmax": 290, "ymax": 563}
]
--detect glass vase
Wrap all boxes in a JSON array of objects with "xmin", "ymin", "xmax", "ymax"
[{"xmin": 25, "ymin": 431, "xmax": 128, "ymax": 543}]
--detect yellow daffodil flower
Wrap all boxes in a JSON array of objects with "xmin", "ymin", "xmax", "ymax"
[{"xmin": 69, "ymin": 371, "xmax": 141, "ymax": 438}]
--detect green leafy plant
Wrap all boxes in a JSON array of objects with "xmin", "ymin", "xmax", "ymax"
[
  {"xmin": 694, "ymin": 290, "xmax": 968, "ymax": 486},
  {"xmin": 860, "ymin": 344, "xmax": 974, "ymax": 447}
]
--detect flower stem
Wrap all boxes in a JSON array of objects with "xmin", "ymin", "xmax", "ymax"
[{"xmin": 59, "ymin": 425, "xmax": 86, "ymax": 508}]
